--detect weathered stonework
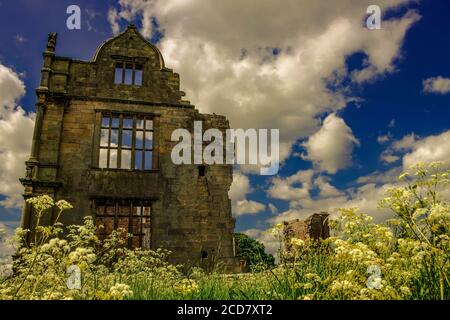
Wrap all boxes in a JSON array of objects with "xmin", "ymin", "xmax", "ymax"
[
  {"xmin": 282, "ymin": 213, "xmax": 330, "ymax": 255},
  {"xmin": 20, "ymin": 25, "xmax": 242, "ymax": 272}
]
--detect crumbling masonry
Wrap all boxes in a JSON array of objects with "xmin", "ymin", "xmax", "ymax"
[
  {"xmin": 20, "ymin": 25, "xmax": 242, "ymax": 272},
  {"xmin": 282, "ymin": 213, "xmax": 330, "ymax": 257}
]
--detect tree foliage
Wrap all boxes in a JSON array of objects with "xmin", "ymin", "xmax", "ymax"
[{"xmin": 234, "ymin": 233, "xmax": 275, "ymax": 270}]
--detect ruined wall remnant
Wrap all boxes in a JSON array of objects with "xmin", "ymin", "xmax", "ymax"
[
  {"xmin": 283, "ymin": 213, "xmax": 330, "ymax": 242},
  {"xmin": 282, "ymin": 213, "xmax": 330, "ymax": 259},
  {"xmin": 20, "ymin": 25, "xmax": 242, "ymax": 272}
]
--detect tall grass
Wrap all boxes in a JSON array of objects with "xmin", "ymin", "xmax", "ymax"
[{"xmin": 0, "ymin": 162, "xmax": 448, "ymax": 300}]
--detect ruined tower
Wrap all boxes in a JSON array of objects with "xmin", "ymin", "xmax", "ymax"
[{"xmin": 20, "ymin": 25, "xmax": 241, "ymax": 272}]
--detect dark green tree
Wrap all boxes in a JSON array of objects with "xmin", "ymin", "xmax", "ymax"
[{"xmin": 234, "ymin": 233, "xmax": 275, "ymax": 271}]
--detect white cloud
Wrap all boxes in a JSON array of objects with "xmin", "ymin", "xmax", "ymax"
[
  {"xmin": 392, "ymin": 133, "xmax": 418, "ymax": 151},
  {"xmin": 380, "ymin": 131, "xmax": 450, "ymax": 169},
  {"xmin": 301, "ymin": 114, "xmax": 359, "ymax": 174},
  {"xmin": 380, "ymin": 133, "xmax": 417, "ymax": 163},
  {"xmin": 229, "ymin": 172, "xmax": 265, "ymax": 216},
  {"xmin": 108, "ymin": 7, "xmax": 120, "ymax": 35},
  {"xmin": 0, "ymin": 64, "xmax": 25, "ymax": 110},
  {"xmin": 228, "ymin": 172, "xmax": 251, "ymax": 204},
  {"xmin": 267, "ymin": 169, "xmax": 314, "ymax": 201},
  {"xmin": 110, "ymin": 0, "xmax": 419, "ymax": 165},
  {"xmin": 423, "ymin": 76, "xmax": 450, "ymax": 94},
  {"xmin": 267, "ymin": 171, "xmax": 394, "ymax": 224},
  {"xmin": 268, "ymin": 130, "xmax": 450, "ymax": 225},
  {"xmin": 267, "ymin": 170, "xmax": 349, "ymax": 223},
  {"xmin": 352, "ymin": 130, "xmax": 450, "ymax": 219},
  {"xmin": 233, "ymin": 200, "xmax": 265, "ymax": 216},
  {"xmin": 380, "ymin": 154, "xmax": 400, "ymax": 164},
  {"xmin": 377, "ymin": 134, "xmax": 391, "ymax": 144},
  {"xmin": 402, "ymin": 130, "xmax": 450, "ymax": 169},
  {"xmin": 242, "ymin": 228, "xmax": 279, "ymax": 257},
  {"xmin": 350, "ymin": 9, "xmax": 420, "ymax": 83},
  {"xmin": 314, "ymin": 175, "xmax": 343, "ymax": 198},
  {"xmin": 356, "ymin": 167, "xmax": 402, "ymax": 185},
  {"xmin": 0, "ymin": 64, "xmax": 35, "ymax": 208}
]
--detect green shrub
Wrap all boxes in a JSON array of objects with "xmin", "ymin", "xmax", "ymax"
[{"xmin": 234, "ymin": 233, "xmax": 275, "ymax": 271}]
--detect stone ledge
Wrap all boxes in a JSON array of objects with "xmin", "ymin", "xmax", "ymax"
[
  {"xmin": 19, "ymin": 178, "xmax": 62, "ymax": 188},
  {"xmin": 70, "ymin": 95, "xmax": 194, "ymax": 109}
]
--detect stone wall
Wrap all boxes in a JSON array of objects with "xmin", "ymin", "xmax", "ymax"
[
  {"xmin": 20, "ymin": 25, "xmax": 242, "ymax": 272},
  {"xmin": 283, "ymin": 213, "xmax": 330, "ymax": 246}
]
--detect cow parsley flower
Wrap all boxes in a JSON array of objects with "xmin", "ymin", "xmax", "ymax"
[
  {"xmin": 56, "ymin": 200, "xmax": 73, "ymax": 211},
  {"xmin": 174, "ymin": 279, "xmax": 199, "ymax": 295},
  {"xmin": 109, "ymin": 283, "xmax": 133, "ymax": 300},
  {"xmin": 26, "ymin": 195, "xmax": 54, "ymax": 214}
]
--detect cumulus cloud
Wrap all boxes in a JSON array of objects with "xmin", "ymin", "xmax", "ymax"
[
  {"xmin": 268, "ymin": 130, "xmax": 450, "ymax": 225},
  {"xmin": 0, "ymin": 63, "xmax": 35, "ymax": 208},
  {"xmin": 109, "ymin": 0, "xmax": 419, "ymax": 165},
  {"xmin": 267, "ymin": 169, "xmax": 314, "ymax": 201},
  {"xmin": 233, "ymin": 200, "xmax": 265, "ymax": 216},
  {"xmin": 242, "ymin": 228, "xmax": 279, "ymax": 257},
  {"xmin": 267, "ymin": 170, "xmax": 394, "ymax": 224},
  {"xmin": 402, "ymin": 131, "xmax": 450, "ymax": 169},
  {"xmin": 229, "ymin": 172, "xmax": 265, "ymax": 216},
  {"xmin": 380, "ymin": 131, "xmax": 450, "ymax": 169},
  {"xmin": 267, "ymin": 170, "xmax": 348, "ymax": 223},
  {"xmin": 301, "ymin": 114, "xmax": 359, "ymax": 174},
  {"xmin": 263, "ymin": 177, "xmax": 398, "ymax": 253},
  {"xmin": 392, "ymin": 133, "xmax": 418, "ymax": 151},
  {"xmin": 423, "ymin": 76, "xmax": 450, "ymax": 95},
  {"xmin": 314, "ymin": 175, "xmax": 344, "ymax": 198},
  {"xmin": 356, "ymin": 167, "xmax": 402, "ymax": 185},
  {"xmin": 0, "ymin": 64, "xmax": 25, "ymax": 109},
  {"xmin": 108, "ymin": 7, "xmax": 120, "ymax": 35},
  {"xmin": 380, "ymin": 133, "xmax": 416, "ymax": 163},
  {"xmin": 228, "ymin": 172, "xmax": 251, "ymax": 204}
]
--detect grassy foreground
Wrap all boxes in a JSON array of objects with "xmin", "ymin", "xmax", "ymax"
[{"xmin": 0, "ymin": 162, "xmax": 449, "ymax": 300}]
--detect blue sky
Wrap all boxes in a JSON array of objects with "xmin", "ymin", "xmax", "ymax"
[{"xmin": 0, "ymin": 0, "xmax": 449, "ymax": 242}]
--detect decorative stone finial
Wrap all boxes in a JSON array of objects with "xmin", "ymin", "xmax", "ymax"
[{"xmin": 47, "ymin": 32, "xmax": 57, "ymax": 52}]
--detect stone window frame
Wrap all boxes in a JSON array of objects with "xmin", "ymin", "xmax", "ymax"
[
  {"xmin": 93, "ymin": 198, "xmax": 152, "ymax": 249},
  {"xmin": 93, "ymin": 110, "xmax": 159, "ymax": 172},
  {"xmin": 114, "ymin": 62, "xmax": 143, "ymax": 86},
  {"xmin": 111, "ymin": 55, "xmax": 148, "ymax": 87}
]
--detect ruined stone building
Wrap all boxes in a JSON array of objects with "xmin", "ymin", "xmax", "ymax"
[
  {"xmin": 20, "ymin": 25, "xmax": 241, "ymax": 272},
  {"xmin": 283, "ymin": 213, "xmax": 330, "ymax": 256},
  {"xmin": 283, "ymin": 213, "xmax": 330, "ymax": 242}
]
